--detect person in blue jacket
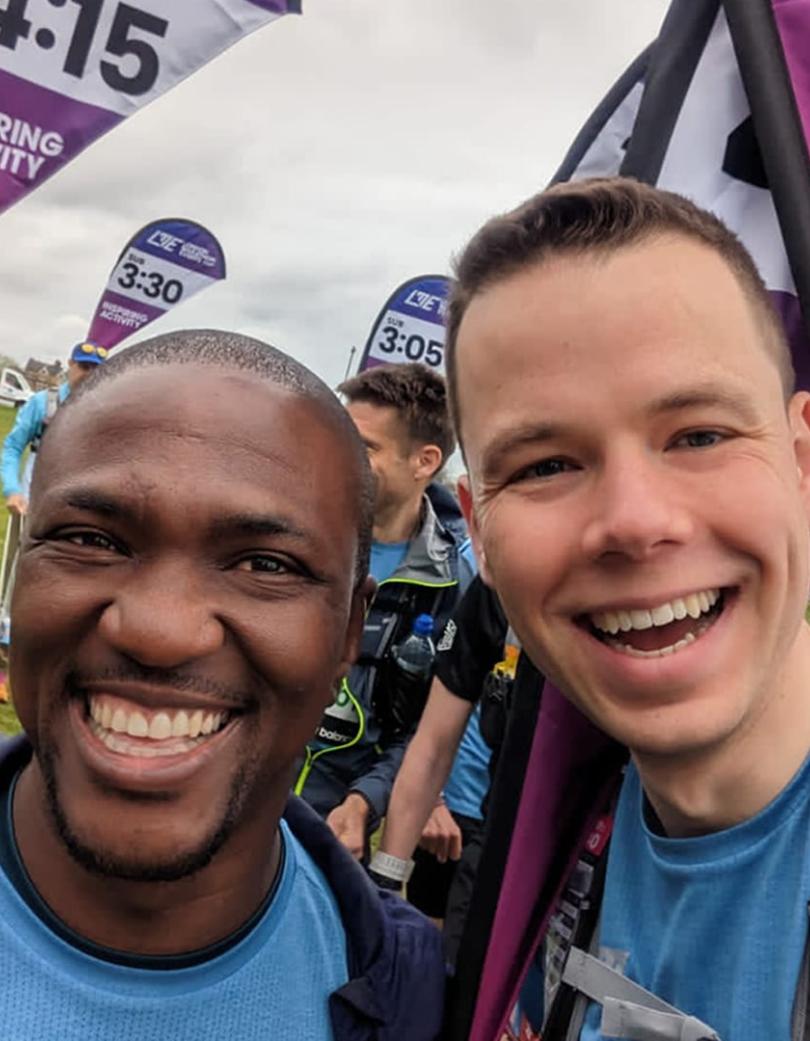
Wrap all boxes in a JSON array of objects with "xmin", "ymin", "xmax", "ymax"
[
  {"xmin": 3, "ymin": 329, "xmax": 443, "ymax": 1041},
  {"xmin": 1, "ymin": 341, "xmax": 107, "ymax": 515},
  {"xmin": 295, "ymin": 363, "xmax": 472, "ymax": 861}
]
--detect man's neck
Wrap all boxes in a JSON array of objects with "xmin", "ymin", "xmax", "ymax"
[
  {"xmin": 635, "ymin": 626, "xmax": 810, "ymax": 838},
  {"xmin": 373, "ymin": 492, "xmax": 424, "ymax": 544},
  {"xmin": 12, "ymin": 763, "xmax": 283, "ymax": 956}
]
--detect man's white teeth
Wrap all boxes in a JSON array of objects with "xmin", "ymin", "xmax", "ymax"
[
  {"xmin": 88, "ymin": 698, "xmax": 227, "ymax": 741},
  {"xmin": 591, "ymin": 588, "xmax": 720, "ymax": 635},
  {"xmin": 608, "ymin": 632, "xmax": 697, "ymax": 659},
  {"xmin": 88, "ymin": 719, "xmax": 207, "ymax": 758}
]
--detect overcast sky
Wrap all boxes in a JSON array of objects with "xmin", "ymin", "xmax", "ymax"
[{"xmin": 1, "ymin": 0, "xmax": 670, "ymax": 386}]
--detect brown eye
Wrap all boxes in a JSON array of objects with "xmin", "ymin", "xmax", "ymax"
[
  {"xmin": 62, "ymin": 531, "xmax": 118, "ymax": 551},
  {"xmin": 234, "ymin": 556, "xmax": 288, "ymax": 574}
]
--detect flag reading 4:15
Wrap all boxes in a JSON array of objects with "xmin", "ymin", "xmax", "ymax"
[
  {"xmin": 0, "ymin": 0, "xmax": 300, "ymax": 215},
  {"xmin": 0, "ymin": 0, "xmax": 167, "ymax": 96}
]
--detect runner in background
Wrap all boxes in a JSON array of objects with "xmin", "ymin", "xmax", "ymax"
[
  {"xmin": 0, "ymin": 343, "xmax": 106, "ymax": 635},
  {"xmin": 374, "ymin": 574, "xmax": 519, "ymax": 969},
  {"xmin": 2, "ymin": 343, "xmax": 107, "ymax": 515},
  {"xmin": 294, "ymin": 363, "xmax": 472, "ymax": 861}
]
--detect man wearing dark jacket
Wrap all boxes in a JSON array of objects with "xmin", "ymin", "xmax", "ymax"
[
  {"xmin": 296, "ymin": 363, "xmax": 471, "ymax": 861},
  {"xmin": 3, "ymin": 330, "xmax": 443, "ymax": 1041}
]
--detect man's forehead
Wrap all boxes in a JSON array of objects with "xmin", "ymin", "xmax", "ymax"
[
  {"xmin": 347, "ymin": 399, "xmax": 409, "ymax": 443},
  {"xmin": 37, "ymin": 364, "xmax": 360, "ymax": 508},
  {"xmin": 457, "ymin": 239, "xmax": 774, "ymax": 388},
  {"xmin": 54, "ymin": 364, "xmax": 333, "ymax": 452},
  {"xmin": 74, "ymin": 362, "xmax": 290, "ymax": 414}
]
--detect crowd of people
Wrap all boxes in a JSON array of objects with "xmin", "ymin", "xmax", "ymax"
[{"xmin": 0, "ymin": 175, "xmax": 808, "ymax": 1040}]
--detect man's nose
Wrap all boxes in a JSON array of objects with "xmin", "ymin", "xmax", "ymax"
[
  {"xmin": 97, "ymin": 560, "xmax": 225, "ymax": 668},
  {"xmin": 580, "ymin": 452, "xmax": 694, "ymax": 562}
]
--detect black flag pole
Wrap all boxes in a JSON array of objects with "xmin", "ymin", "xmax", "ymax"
[
  {"xmin": 619, "ymin": 0, "xmax": 719, "ymax": 183},
  {"xmin": 343, "ymin": 345, "xmax": 357, "ymax": 381},
  {"xmin": 444, "ymin": 658, "xmax": 544, "ymax": 1041},
  {"xmin": 722, "ymin": 0, "xmax": 810, "ymax": 353}
]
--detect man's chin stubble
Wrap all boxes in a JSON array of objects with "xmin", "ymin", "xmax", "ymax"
[{"xmin": 39, "ymin": 746, "xmax": 251, "ymax": 883}]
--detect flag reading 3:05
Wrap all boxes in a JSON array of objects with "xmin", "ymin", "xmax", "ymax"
[
  {"xmin": 359, "ymin": 274, "xmax": 452, "ymax": 375},
  {"xmin": 0, "ymin": 0, "xmax": 168, "ymax": 96}
]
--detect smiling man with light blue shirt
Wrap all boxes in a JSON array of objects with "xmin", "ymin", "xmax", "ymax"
[
  {"xmin": 1, "ymin": 330, "xmax": 443, "ymax": 1041},
  {"xmin": 446, "ymin": 178, "xmax": 810, "ymax": 1039}
]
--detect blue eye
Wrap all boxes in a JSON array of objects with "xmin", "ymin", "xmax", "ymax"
[
  {"xmin": 673, "ymin": 430, "xmax": 725, "ymax": 449},
  {"xmin": 516, "ymin": 458, "xmax": 576, "ymax": 481}
]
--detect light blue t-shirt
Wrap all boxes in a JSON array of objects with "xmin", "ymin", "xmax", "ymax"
[
  {"xmin": 1, "ymin": 383, "xmax": 70, "ymax": 498},
  {"xmin": 581, "ymin": 756, "xmax": 810, "ymax": 1041},
  {"xmin": 370, "ymin": 539, "xmax": 410, "ymax": 583},
  {"xmin": 443, "ymin": 704, "xmax": 491, "ymax": 821},
  {"xmin": 441, "ymin": 540, "xmax": 490, "ymax": 821},
  {"xmin": 0, "ymin": 821, "xmax": 348, "ymax": 1040}
]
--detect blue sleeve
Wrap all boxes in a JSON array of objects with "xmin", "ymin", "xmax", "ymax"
[
  {"xmin": 350, "ymin": 735, "xmax": 409, "ymax": 824},
  {"xmin": 1, "ymin": 394, "xmax": 44, "ymax": 498},
  {"xmin": 458, "ymin": 537, "xmax": 478, "ymax": 594}
]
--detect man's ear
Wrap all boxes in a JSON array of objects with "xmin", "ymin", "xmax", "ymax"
[
  {"xmin": 457, "ymin": 474, "xmax": 492, "ymax": 585},
  {"xmin": 789, "ymin": 392, "xmax": 810, "ymax": 516},
  {"xmin": 414, "ymin": 443, "xmax": 443, "ymax": 482},
  {"xmin": 335, "ymin": 575, "xmax": 376, "ymax": 681}
]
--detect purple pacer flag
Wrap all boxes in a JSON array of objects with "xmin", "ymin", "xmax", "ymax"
[
  {"xmin": 358, "ymin": 275, "xmax": 451, "ymax": 375},
  {"xmin": 86, "ymin": 218, "xmax": 226, "ymax": 350},
  {"xmin": 0, "ymin": 0, "xmax": 301, "ymax": 215}
]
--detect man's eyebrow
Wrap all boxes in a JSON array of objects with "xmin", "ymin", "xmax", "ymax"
[
  {"xmin": 479, "ymin": 385, "xmax": 760, "ymax": 478},
  {"xmin": 481, "ymin": 422, "xmax": 563, "ymax": 478},
  {"xmin": 208, "ymin": 513, "xmax": 311, "ymax": 541},
  {"xmin": 647, "ymin": 385, "xmax": 760, "ymax": 424},
  {"xmin": 61, "ymin": 493, "xmax": 311, "ymax": 542},
  {"xmin": 64, "ymin": 490, "xmax": 131, "ymax": 518}
]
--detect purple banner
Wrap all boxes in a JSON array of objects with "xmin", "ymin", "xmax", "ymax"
[
  {"xmin": 127, "ymin": 219, "xmax": 227, "ymax": 279},
  {"xmin": 0, "ymin": 70, "xmax": 120, "ymax": 213},
  {"xmin": 772, "ymin": 0, "xmax": 810, "ymax": 149},
  {"xmin": 86, "ymin": 290, "xmax": 164, "ymax": 352},
  {"xmin": 248, "ymin": 0, "xmax": 301, "ymax": 9},
  {"xmin": 358, "ymin": 274, "xmax": 451, "ymax": 374},
  {"xmin": 86, "ymin": 218, "xmax": 227, "ymax": 351},
  {"xmin": 0, "ymin": 0, "xmax": 301, "ymax": 215}
]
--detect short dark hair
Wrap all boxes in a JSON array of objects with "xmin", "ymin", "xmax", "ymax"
[
  {"xmin": 446, "ymin": 177, "xmax": 793, "ymax": 438},
  {"xmin": 58, "ymin": 328, "xmax": 374, "ymax": 587},
  {"xmin": 339, "ymin": 362, "xmax": 456, "ymax": 464}
]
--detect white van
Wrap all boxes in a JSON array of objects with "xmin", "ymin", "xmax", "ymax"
[{"xmin": 0, "ymin": 368, "xmax": 33, "ymax": 408}]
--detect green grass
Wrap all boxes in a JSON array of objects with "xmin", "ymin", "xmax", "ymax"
[
  {"xmin": 0, "ymin": 702, "xmax": 21, "ymax": 736},
  {"xmin": 0, "ymin": 405, "xmax": 17, "ymax": 558},
  {"xmin": 0, "ymin": 404, "xmax": 25, "ymax": 735}
]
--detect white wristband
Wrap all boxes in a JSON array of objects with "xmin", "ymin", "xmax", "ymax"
[{"xmin": 370, "ymin": 851, "xmax": 415, "ymax": 883}]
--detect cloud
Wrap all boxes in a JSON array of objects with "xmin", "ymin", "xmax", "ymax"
[{"xmin": 0, "ymin": 0, "xmax": 668, "ymax": 385}]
